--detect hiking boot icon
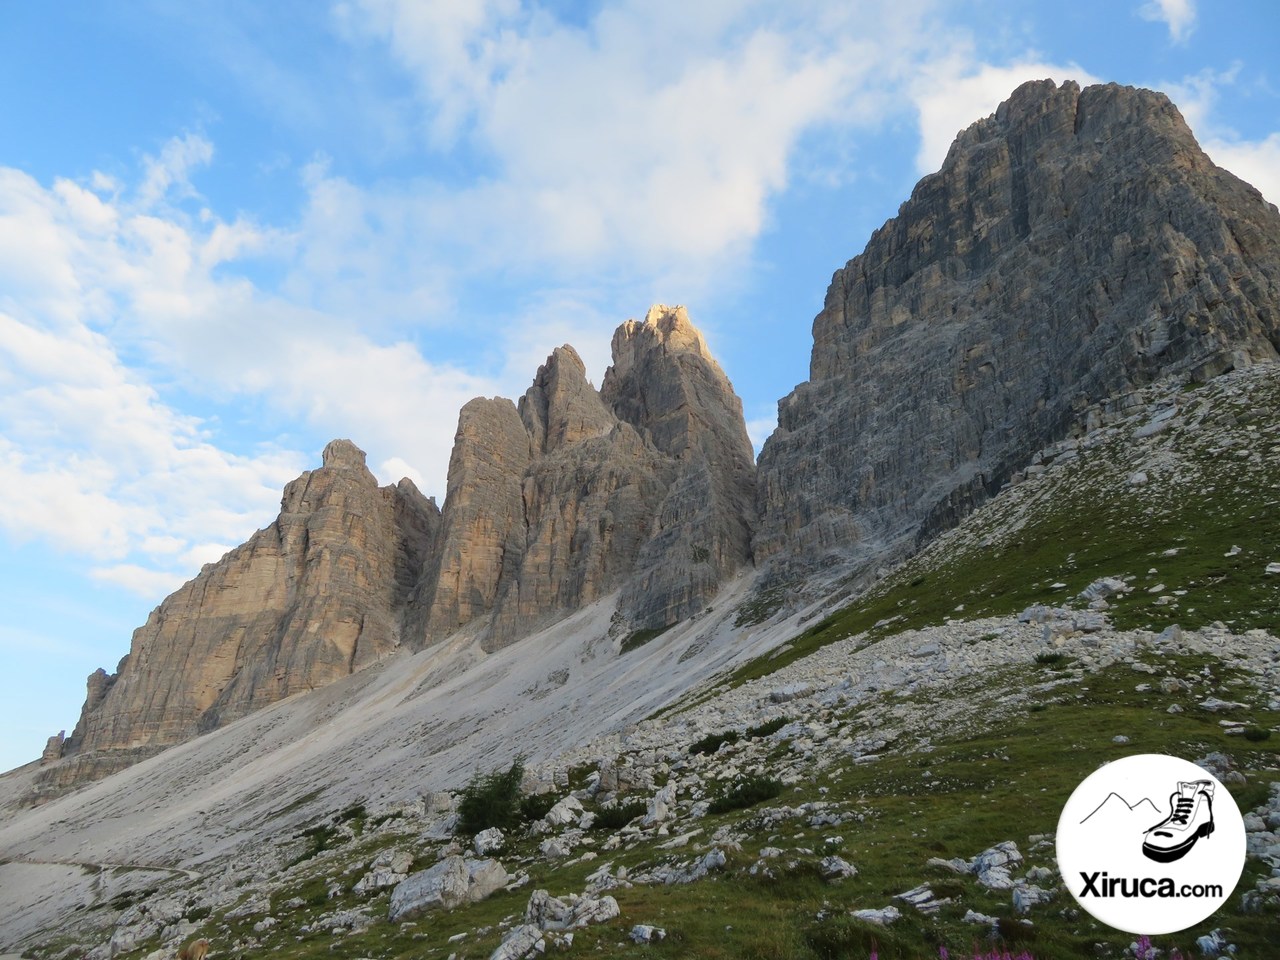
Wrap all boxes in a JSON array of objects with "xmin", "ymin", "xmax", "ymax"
[{"xmin": 1143, "ymin": 780, "xmax": 1215, "ymax": 863}]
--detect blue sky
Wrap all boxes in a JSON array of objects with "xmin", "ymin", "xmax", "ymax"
[{"xmin": 2, "ymin": 0, "xmax": 1278, "ymax": 773}]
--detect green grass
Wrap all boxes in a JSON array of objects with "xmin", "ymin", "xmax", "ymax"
[
  {"xmin": 723, "ymin": 371, "xmax": 1280, "ymax": 691},
  {"xmin": 621, "ymin": 625, "xmax": 671, "ymax": 653},
  {"xmin": 91, "ymin": 649, "xmax": 1280, "ymax": 960}
]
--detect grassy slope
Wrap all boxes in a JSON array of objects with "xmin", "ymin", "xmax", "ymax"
[
  {"xmin": 43, "ymin": 369, "xmax": 1280, "ymax": 960},
  {"xmin": 728, "ymin": 366, "xmax": 1280, "ymax": 689}
]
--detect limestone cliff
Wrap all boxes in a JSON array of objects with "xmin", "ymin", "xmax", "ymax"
[
  {"xmin": 414, "ymin": 305, "xmax": 756, "ymax": 650},
  {"xmin": 51, "ymin": 441, "xmax": 439, "ymax": 785},
  {"xmin": 755, "ymin": 79, "xmax": 1280, "ymax": 583}
]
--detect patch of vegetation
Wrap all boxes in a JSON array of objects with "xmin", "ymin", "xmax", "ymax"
[
  {"xmin": 621, "ymin": 625, "xmax": 670, "ymax": 654},
  {"xmin": 734, "ymin": 583, "xmax": 789, "ymax": 627},
  {"xmin": 335, "ymin": 802, "xmax": 367, "ymax": 835},
  {"xmin": 746, "ymin": 716, "xmax": 789, "ymax": 738},
  {"xmin": 707, "ymin": 775, "xmax": 783, "ymax": 814},
  {"xmin": 1243, "ymin": 726, "xmax": 1272, "ymax": 742},
  {"xmin": 721, "ymin": 371, "xmax": 1280, "ymax": 690},
  {"xmin": 456, "ymin": 757, "xmax": 525, "ymax": 837},
  {"xmin": 1032, "ymin": 651, "xmax": 1067, "ymax": 666},
  {"xmin": 690, "ymin": 729, "xmax": 740, "ymax": 755},
  {"xmin": 262, "ymin": 786, "xmax": 325, "ymax": 823},
  {"xmin": 519, "ymin": 790, "xmax": 560, "ymax": 823},
  {"xmin": 287, "ymin": 822, "xmax": 345, "ymax": 867},
  {"xmin": 592, "ymin": 799, "xmax": 646, "ymax": 830}
]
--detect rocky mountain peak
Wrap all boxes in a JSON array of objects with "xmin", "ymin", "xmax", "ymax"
[
  {"xmin": 421, "ymin": 306, "xmax": 755, "ymax": 649},
  {"xmin": 758, "ymin": 78, "xmax": 1280, "ymax": 586},
  {"xmin": 321, "ymin": 437, "xmax": 371, "ymax": 472},
  {"xmin": 519, "ymin": 344, "xmax": 615, "ymax": 455}
]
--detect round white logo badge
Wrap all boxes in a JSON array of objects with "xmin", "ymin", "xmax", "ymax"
[{"xmin": 1056, "ymin": 754, "xmax": 1246, "ymax": 935}]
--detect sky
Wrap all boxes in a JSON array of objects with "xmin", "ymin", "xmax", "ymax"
[{"xmin": 2, "ymin": 0, "xmax": 1278, "ymax": 774}]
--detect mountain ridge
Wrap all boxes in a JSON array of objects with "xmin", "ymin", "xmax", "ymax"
[{"xmin": 25, "ymin": 78, "xmax": 1280, "ymax": 800}]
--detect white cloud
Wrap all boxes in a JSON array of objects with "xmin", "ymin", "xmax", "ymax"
[
  {"xmin": 1203, "ymin": 133, "xmax": 1280, "ymax": 206},
  {"xmin": 340, "ymin": 0, "xmax": 938, "ymax": 278},
  {"xmin": 90, "ymin": 564, "xmax": 192, "ymax": 599},
  {"xmin": 0, "ymin": 143, "xmax": 505, "ymax": 599},
  {"xmin": 911, "ymin": 55, "xmax": 1102, "ymax": 174},
  {"xmin": 745, "ymin": 415, "xmax": 777, "ymax": 455},
  {"xmin": 1138, "ymin": 0, "xmax": 1197, "ymax": 44},
  {"xmin": 136, "ymin": 132, "xmax": 215, "ymax": 209},
  {"xmin": 1159, "ymin": 66, "xmax": 1280, "ymax": 205}
]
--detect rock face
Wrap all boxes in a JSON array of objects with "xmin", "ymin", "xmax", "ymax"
[
  {"xmin": 756, "ymin": 79, "xmax": 1280, "ymax": 580},
  {"xmin": 55, "ymin": 441, "xmax": 439, "ymax": 776},
  {"xmin": 412, "ymin": 305, "xmax": 755, "ymax": 649},
  {"xmin": 51, "ymin": 309, "xmax": 754, "ymax": 784}
]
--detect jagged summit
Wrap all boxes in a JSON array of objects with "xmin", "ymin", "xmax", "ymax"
[
  {"xmin": 31, "ymin": 79, "xmax": 1280, "ymax": 798},
  {"xmin": 755, "ymin": 78, "xmax": 1280, "ymax": 585},
  {"xmin": 321, "ymin": 437, "xmax": 371, "ymax": 470},
  {"xmin": 45, "ymin": 307, "xmax": 755, "ymax": 789}
]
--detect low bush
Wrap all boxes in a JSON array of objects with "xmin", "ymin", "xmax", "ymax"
[
  {"xmin": 707, "ymin": 775, "xmax": 782, "ymax": 815},
  {"xmin": 1243, "ymin": 726, "xmax": 1272, "ymax": 741},
  {"xmin": 690, "ymin": 730, "xmax": 740, "ymax": 755},
  {"xmin": 520, "ymin": 791, "xmax": 559, "ymax": 823},
  {"xmin": 746, "ymin": 716, "xmax": 789, "ymax": 738},
  {"xmin": 592, "ymin": 799, "xmax": 647, "ymax": 830}
]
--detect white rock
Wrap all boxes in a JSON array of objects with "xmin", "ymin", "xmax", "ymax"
[
  {"xmin": 850, "ymin": 905, "xmax": 900, "ymax": 925},
  {"xmin": 489, "ymin": 923, "xmax": 545, "ymax": 960},
  {"xmin": 388, "ymin": 856, "xmax": 508, "ymax": 922},
  {"xmin": 543, "ymin": 796, "xmax": 584, "ymax": 827},
  {"xmin": 474, "ymin": 827, "xmax": 506, "ymax": 855},
  {"xmin": 819, "ymin": 856, "xmax": 857, "ymax": 879},
  {"xmin": 629, "ymin": 924, "xmax": 666, "ymax": 943}
]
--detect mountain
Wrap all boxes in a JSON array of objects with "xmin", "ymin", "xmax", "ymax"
[
  {"xmin": 21, "ymin": 78, "xmax": 1280, "ymax": 809},
  {"xmin": 0, "ymin": 357, "xmax": 1276, "ymax": 956},
  {"xmin": 755, "ymin": 79, "xmax": 1280, "ymax": 594},
  {"xmin": 38, "ymin": 305, "xmax": 755, "ymax": 794}
]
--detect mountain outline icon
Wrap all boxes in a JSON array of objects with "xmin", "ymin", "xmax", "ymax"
[{"xmin": 1080, "ymin": 792, "xmax": 1162, "ymax": 826}]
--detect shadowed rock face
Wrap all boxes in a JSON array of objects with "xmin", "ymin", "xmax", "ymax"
[
  {"xmin": 755, "ymin": 79, "xmax": 1280, "ymax": 581},
  {"xmin": 56, "ymin": 441, "xmax": 439, "ymax": 777}
]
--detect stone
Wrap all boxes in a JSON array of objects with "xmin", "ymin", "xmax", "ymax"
[
  {"xmin": 971, "ymin": 841, "xmax": 1023, "ymax": 890},
  {"xmin": 40, "ymin": 731, "xmax": 65, "ymax": 764},
  {"xmin": 543, "ymin": 796, "xmax": 584, "ymax": 827},
  {"xmin": 629, "ymin": 924, "xmax": 666, "ymax": 943},
  {"xmin": 819, "ymin": 856, "xmax": 857, "ymax": 879},
  {"xmin": 850, "ymin": 905, "xmax": 900, "ymax": 925},
  {"xmin": 474, "ymin": 828, "xmax": 505, "ymax": 856},
  {"xmin": 489, "ymin": 923, "xmax": 545, "ymax": 960},
  {"xmin": 755, "ymin": 79, "xmax": 1280, "ymax": 586},
  {"xmin": 388, "ymin": 856, "xmax": 508, "ymax": 922},
  {"xmin": 1080, "ymin": 577, "xmax": 1128, "ymax": 601},
  {"xmin": 642, "ymin": 783, "xmax": 677, "ymax": 827},
  {"xmin": 1013, "ymin": 883, "xmax": 1052, "ymax": 914},
  {"xmin": 1199, "ymin": 697, "xmax": 1248, "ymax": 713},
  {"xmin": 524, "ymin": 890, "xmax": 620, "ymax": 931}
]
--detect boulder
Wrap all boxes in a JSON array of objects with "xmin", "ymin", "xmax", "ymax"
[{"xmin": 388, "ymin": 856, "xmax": 508, "ymax": 922}]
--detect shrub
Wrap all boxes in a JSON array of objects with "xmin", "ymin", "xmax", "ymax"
[
  {"xmin": 1033, "ymin": 651, "xmax": 1066, "ymax": 666},
  {"xmin": 690, "ymin": 730, "xmax": 740, "ymax": 755},
  {"xmin": 707, "ymin": 775, "xmax": 782, "ymax": 815},
  {"xmin": 457, "ymin": 757, "xmax": 525, "ymax": 837},
  {"xmin": 746, "ymin": 716, "xmax": 789, "ymax": 738},
  {"xmin": 1243, "ymin": 726, "xmax": 1272, "ymax": 741},
  {"xmin": 520, "ymin": 791, "xmax": 559, "ymax": 822},
  {"xmin": 592, "ymin": 800, "xmax": 647, "ymax": 830}
]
